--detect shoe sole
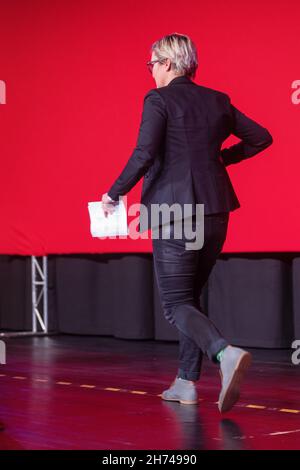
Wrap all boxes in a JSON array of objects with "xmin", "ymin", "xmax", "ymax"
[
  {"xmin": 161, "ymin": 396, "xmax": 198, "ymax": 405},
  {"xmin": 218, "ymin": 351, "xmax": 252, "ymax": 413}
]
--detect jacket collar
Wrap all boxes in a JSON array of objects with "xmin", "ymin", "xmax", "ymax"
[{"xmin": 167, "ymin": 75, "xmax": 193, "ymax": 86}]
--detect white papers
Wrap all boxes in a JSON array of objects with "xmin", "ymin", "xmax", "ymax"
[{"xmin": 88, "ymin": 200, "xmax": 128, "ymax": 238}]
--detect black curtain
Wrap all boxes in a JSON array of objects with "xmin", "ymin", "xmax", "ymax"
[{"xmin": 0, "ymin": 253, "xmax": 298, "ymax": 347}]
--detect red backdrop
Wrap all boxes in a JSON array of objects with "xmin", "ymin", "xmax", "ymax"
[{"xmin": 0, "ymin": 0, "xmax": 298, "ymax": 255}]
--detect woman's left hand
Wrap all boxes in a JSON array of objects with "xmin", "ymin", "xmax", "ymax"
[{"xmin": 101, "ymin": 192, "xmax": 118, "ymax": 218}]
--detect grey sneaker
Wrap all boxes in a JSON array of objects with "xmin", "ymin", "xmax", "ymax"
[
  {"xmin": 161, "ymin": 377, "xmax": 198, "ymax": 404},
  {"xmin": 218, "ymin": 345, "xmax": 252, "ymax": 413}
]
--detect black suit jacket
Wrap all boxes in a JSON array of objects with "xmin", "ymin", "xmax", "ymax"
[{"xmin": 108, "ymin": 75, "xmax": 273, "ymax": 232}]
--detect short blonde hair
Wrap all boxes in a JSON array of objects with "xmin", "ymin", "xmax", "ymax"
[{"xmin": 150, "ymin": 33, "xmax": 198, "ymax": 79}]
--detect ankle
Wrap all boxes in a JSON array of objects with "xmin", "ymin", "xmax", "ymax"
[
  {"xmin": 177, "ymin": 377, "xmax": 196, "ymax": 384},
  {"xmin": 216, "ymin": 345, "xmax": 230, "ymax": 363}
]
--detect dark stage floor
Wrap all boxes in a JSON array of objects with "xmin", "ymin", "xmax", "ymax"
[{"xmin": 0, "ymin": 335, "xmax": 299, "ymax": 450}]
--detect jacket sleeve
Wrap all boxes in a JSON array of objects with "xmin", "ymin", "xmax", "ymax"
[
  {"xmin": 220, "ymin": 97, "xmax": 273, "ymax": 167},
  {"xmin": 107, "ymin": 89, "xmax": 167, "ymax": 201}
]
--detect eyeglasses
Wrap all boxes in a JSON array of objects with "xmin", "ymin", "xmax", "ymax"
[{"xmin": 146, "ymin": 59, "xmax": 165, "ymax": 74}]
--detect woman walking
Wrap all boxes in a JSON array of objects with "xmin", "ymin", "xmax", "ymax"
[{"xmin": 102, "ymin": 33, "xmax": 273, "ymax": 412}]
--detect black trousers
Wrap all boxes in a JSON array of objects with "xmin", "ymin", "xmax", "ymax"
[{"xmin": 152, "ymin": 212, "xmax": 230, "ymax": 381}]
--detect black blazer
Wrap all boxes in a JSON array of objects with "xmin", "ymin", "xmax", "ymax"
[{"xmin": 108, "ymin": 75, "xmax": 273, "ymax": 232}]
